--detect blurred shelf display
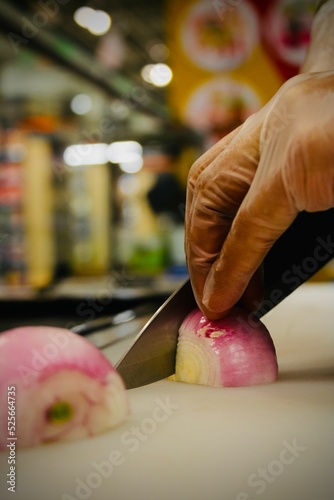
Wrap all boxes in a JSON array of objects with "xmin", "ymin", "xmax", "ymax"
[
  {"xmin": 0, "ymin": 128, "xmax": 113, "ymax": 293},
  {"xmin": 41, "ymin": 271, "xmax": 188, "ymax": 300},
  {"xmin": 59, "ymin": 163, "xmax": 112, "ymax": 276},
  {"xmin": 0, "ymin": 0, "xmax": 323, "ymax": 302},
  {"xmin": 0, "ymin": 129, "xmax": 55, "ymax": 289}
]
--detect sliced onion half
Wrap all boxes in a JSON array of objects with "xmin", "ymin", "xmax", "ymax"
[
  {"xmin": 175, "ymin": 307, "xmax": 278, "ymax": 387},
  {"xmin": 0, "ymin": 326, "xmax": 129, "ymax": 449}
]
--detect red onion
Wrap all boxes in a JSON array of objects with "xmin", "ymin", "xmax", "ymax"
[
  {"xmin": 0, "ymin": 326, "xmax": 128, "ymax": 449},
  {"xmin": 174, "ymin": 307, "xmax": 278, "ymax": 387}
]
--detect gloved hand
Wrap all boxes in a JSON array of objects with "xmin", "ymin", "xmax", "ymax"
[{"xmin": 185, "ymin": 70, "xmax": 334, "ymax": 319}]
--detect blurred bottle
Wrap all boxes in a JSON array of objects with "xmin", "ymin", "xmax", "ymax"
[
  {"xmin": 115, "ymin": 170, "xmax": 166, "ymax": 275},
  {"xmin": 65, "ymin": 163, "xmax": 112, "ymax": 276},
  {"xmin": 0, "ymin": 129, "xmax": 55, "ymax": 290},
  {"xmin": 22, "ymin": 134, "xmax": 55, "ymax": 288}
]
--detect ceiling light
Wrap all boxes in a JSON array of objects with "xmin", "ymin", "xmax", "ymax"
[
  {"xmin": 70, "ymin": 94, "xmax": 92, "ymax": 115},
  {"xmin": 63, "ymin": 143, "xmax": 108, "ymax": 166},
  {"xmin": 141, "ymin": 64, "xmax": 154, "ymax": 84},
  {"xmin": 149, "ymin": 63, "xmax": 173, "ymax": 87},
  {"xmin": 73, "ymin": 7, "xmax": 95, "ymax": 28},
  {"xmin": 107, "ymin": 141, "xmax": 142, "ymax": 164},
  {"xmin": 88, "ymin": 10, "xmax": 111, "ymax": 36},
  {"xmin": 141, "ymin": 63, "xmax": 173, "ymax": 87},
  {"xmin": 74, "ymin": 7, "xmax": 111, "ymax": 36}
]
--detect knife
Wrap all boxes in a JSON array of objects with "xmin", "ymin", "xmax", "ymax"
[
  {"xmin": 71, "ymin": 302, "xmax": 158, "ymax": 337},
  {"xmin": 116, "ymin": 209, "xmax": 334, "ymax": 389}
]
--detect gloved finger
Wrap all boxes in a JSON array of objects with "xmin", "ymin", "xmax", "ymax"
[
  {"xmin": 185, "ymin": 115, "xmax": 262, "ymax": 312},
  {"xmin": 186, "ymin": 125, "xmax": 243, "ymax": 214},
  {"xmin": 201, "ymin": 170, "xmax": 297, "ymax": 317}
]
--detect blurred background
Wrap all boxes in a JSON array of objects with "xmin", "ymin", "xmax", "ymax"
[{"xmin": 0, "ymin": 0, "xmax": 328, "ymax": 321}]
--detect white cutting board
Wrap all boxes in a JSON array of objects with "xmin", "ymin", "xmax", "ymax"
[{"xmin": 1, "ymin": 283, "xmax": 333, "ymax": 500}]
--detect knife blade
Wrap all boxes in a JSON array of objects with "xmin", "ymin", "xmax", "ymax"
[
  {"xmin": 116, "ymin": 209, "xmax": 334, "ymax": 389},
  {"xmin": 115, "ymin": 279, "xmax": 196, "ymax": 389}
]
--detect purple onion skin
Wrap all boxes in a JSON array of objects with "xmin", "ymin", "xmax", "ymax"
[
  {"xmin": 0, "ymin": 326, "xmax": 128, "ymax": 449},
  {"xmin": 177, "ymin": 307, "xmax": 278, "ymax": 387}
]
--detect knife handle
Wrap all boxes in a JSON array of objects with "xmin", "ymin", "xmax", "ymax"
[{"xmin": 259, "ymin": 208, "xmax": 334, "ymax": 317}]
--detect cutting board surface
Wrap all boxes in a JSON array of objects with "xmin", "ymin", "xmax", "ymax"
[{"xmin": 1, "ymin": 283, "xmax": 333, "ymax": 500}]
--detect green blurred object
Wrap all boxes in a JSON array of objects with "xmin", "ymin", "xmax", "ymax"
[{"xmin": 127, "ymin": 239, "xmax": 168, "ymax": 275}]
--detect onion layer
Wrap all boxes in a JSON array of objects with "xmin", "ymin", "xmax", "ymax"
[
  {"xmin": 0, "ymin": 326, "xmax": 129, "ymax": 449},
  {"xmin": 174, "ymin": 307, "xmax": 278, "ymax": 387}
]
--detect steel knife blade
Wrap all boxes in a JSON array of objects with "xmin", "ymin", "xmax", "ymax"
[
  {"xmin": 115, "ymin": 278, "xmax": 196, "ymax": 389},
  {"xmin": 116, "ymin": 209, "xmax": 334, "ymax": 389}
]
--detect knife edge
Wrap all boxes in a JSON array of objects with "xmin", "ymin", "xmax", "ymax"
[{"xmin": 115, "ymin": 279, "xmax": 196, "ymax": 389}]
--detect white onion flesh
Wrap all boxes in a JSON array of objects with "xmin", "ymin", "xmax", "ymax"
[
  {"xmin": 0, "ymin": 326, "xmax": 128, "ymax": 449},
  {"xmin": 175, "ymin": 307, "xmax": 278, "ymax": 387}
]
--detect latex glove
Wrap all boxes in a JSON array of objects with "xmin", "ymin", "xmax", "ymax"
[{"xmin": 185, "ymin": 71, "xmax": 334, "ymax": 319}]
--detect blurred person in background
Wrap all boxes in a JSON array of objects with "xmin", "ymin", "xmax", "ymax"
[{"xmin": 145, "ymin": 141, "xmax": 186, "ymax": 225}]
